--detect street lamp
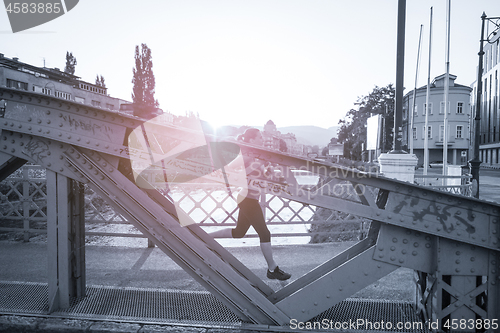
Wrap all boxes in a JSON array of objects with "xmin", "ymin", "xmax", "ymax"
[{"xmin": 470, "ymin": 13, "xmax": 500, "ymax": 199}]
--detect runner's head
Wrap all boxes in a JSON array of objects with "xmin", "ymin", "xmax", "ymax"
[{"xmin": 238, "ymin": 128, "xmax": 263, "ymax": 146}]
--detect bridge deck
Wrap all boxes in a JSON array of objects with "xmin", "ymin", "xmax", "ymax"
[{"xmin": 0, "ymin": 281, "xmax": 428, "ymax": 333}]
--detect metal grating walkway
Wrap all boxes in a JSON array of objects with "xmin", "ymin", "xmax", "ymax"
[{"xmin": 0, "ymin": 281, "xmax": 429, "ymax": 332}]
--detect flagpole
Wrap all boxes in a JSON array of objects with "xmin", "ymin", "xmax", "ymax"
[
  {"xmin": 423, "ymin": 7, "xmax": 433, "ymax": 176},
  {"xmin": 442, "ymin": 0, "xmax": 451, "ymax": 176},
  {"xmin": 410, "ymin": 24, "xmax": 423, "ymax": 154}
]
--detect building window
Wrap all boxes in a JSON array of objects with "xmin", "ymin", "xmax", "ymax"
[
  {"xmin": 55, "ymin": 90, "xmax": 72, "ymax": 100},
  {"xmin": 106, "ymin": 103, "xmax": 115, "ymax": 110},
  {"xmin": 412, "ymin": 127, "xmax": 417, "ymax": 140},
  {"xmin": 457, "ymin": 102, "xmax": 464, "ymax": 114},
  {"xmin": 6, "ymin": 79, "xmax": 28, "ymax": 90},
  {"xmin": 440, "ymin": 101, "xmax": 450, "ymax": 114},
  {"xmin": 456, "ymin": 125, "xmax": 463, "ymax": 138},
  {"xmin": 91, "ymin": 100, "xmax": 101, "ymax": 107},
  {"xmin": 414, "ymin": 104, "xmax": 417, "ymax": 116},
  {"xmin": 422, "ymin": 125, "xmax": 432, "ymax": 139},
  {"xmin": 33, "ymin": 85, "xmax": 52, "ymax": 95},
  {"xmin": 423, "ymin": 102, "xmax": 433, "ymax": 115},
  {"xmin": 75, "ymin": 97, "xmax": 85, "ymax": 104}
]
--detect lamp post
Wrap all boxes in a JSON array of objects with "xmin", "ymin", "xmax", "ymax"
[
  {"xmin": 391, "ymin": 0, "xmax": 406, "ymax": 153},
  {"xmin": 470, "ymin": 13, "xmax": 500, "ymax": 199}
]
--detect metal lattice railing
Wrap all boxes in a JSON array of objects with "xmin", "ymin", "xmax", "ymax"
[{"xmin": 0, "ymin": 166, "xmax": 370, "ymax": 244}]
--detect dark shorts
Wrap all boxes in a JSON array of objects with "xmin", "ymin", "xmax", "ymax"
[{"xmin": 231, "ymin": 197, "xmax": 271, "ymax": 243}]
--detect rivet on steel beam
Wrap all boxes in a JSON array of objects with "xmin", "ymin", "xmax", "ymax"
[
  {"xmin": 59, "ymin": 154, "xmax": 64, "ymax": 158},
  {"xmin": 326, "ymin": 295, "xmax": 330, "ymax": 298},
  {"xmin": 424, "ymin": 224, "xmax": 429, "ymax": 228},
  {"xmin": 77, "ymin": 137, "xmax": 81, "ymax": 141},
  {"xmin": 392, "ymin": 238, "xmax": 398, "ymax": 243},
  {"xmin": 10, "ymin": 148, "xmax": 15, "ymax": 153},
  {"xmin": 390, "ymin": 257, "xmax": 396, "ymax": 261},
  {"xmin": 102, "ymin": 162, "xmax": 107, "ymax": 167},
  {"xmin": 47, "ymin": 163, "xmax": 51, "ymax": 167},
  {"xmin": 412, "ymin": 251, "xmax": 417, "ymax": 256},
  {"xmin": 414, "ymin": 242, "xmax": 419, "ymax": 247},
  {"xmin": 456, "ymin": 260, "xmax": 460, "ymax": 264},
  {"xmin": 100, "ymin": 175, "xmax": 104, "ymax": 180},
  {"xmin": 82, "ymin": 160, "xmax": 86, "ymax": 164},
  {"xmin": 456, "ymin": 251, "xmax": 461, "ymax": 255},
  {"xmin": 109, "ymin": 168, "xmax": 113, "ymax": 173},
  {"xmin": 59, "ymin": 168, "xmax": 64, "ymax": 172},
  {"xmin": 437, "ymin": 227, "xmax": 442, "ymax": 231},
  {"xmin": 59, "ymin": 113, "xmax": 63, "ymax": 117},
  {"xmin": 93, "ymin": 170, "xmax": 98, "ymax": 175},
  {"xmin": 390, "ymin": 246, "xmax": 395, "ymax": 251},
  {"xmin": 86, "ymin": 140, "xmax": 90, "ymax": 144},
  {"xmin": 58, "ymin": 133, "xmax": 62, "ymax": 137},
  {"xmin": 105, "ymin": 144, "xmax": 109, "ymax": 149},
  {"xmin": 19, "ymin": 142, "xmax": 23, "ymax": 146},
  {"xmin": 301, "ymin": 309, "xmax": 305, "ymax": 313},
  {"xmin": 28, "ymin": 126, "xmax": 32, "ymax": 130},
  {"xmin": 378, "ymin": 254, "xmax": 384, "ymax": 258},
  {"xmin": 471, "ymin": 269, "xmax": 475, "ymax": 273},
  {"xmin": 403, "ymin": 239, "xmax": 408, "ymax": 244},
  {"xmin": 95, "ymin": 143, "xmax": 100, "ymax": 147},
  {"xmin": 425, "ymin": 243, "xmax": 431, "ymax": 248},
  {"xmin": 69, "ymin": 148, "xmax": 75, "ymax": 154},
  {"xmin": 68, "ymin": 135, "xmax": 71, "ymax": 139},
  {"xmin": 402, "ymin": 250, "xmax": 407, "ymax": 255},
  {"xmin": 399, "ymin": 259, "xmax": 404, "ymax": 263},
  {"xmin": 400, "ymin": 218, "xmax": 404, "ymax": 222},
  {"xmin": 37, "ymin": 119, "xmax": 41, "ymax": 124},
  {"xmin": 46, "ymin": 120, "xmax": 51, "ymax": 124},
  {"xmin": 46, "ymin": 130, "xmax": 50, "ymax": 134},
  {"xmin": 27, "ymin": 117, "xmax": 32, "ymax": 122}
]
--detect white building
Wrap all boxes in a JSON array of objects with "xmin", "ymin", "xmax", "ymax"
[
  {"xmin": 402, "ymin": 74, "xmax": 472, "ymax": 166},
  {"xmin": 0, "ymin": 53, "xmax": 129, "ymax": 111}
]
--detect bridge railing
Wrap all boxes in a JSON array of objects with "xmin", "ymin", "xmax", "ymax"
[
  {"xmin": 414, "ymin": 173, "xmax": 473, "ymax": 196},
  {"xmin": 0, "ymin": 165, "xmax": 369, "ymax": 244}
]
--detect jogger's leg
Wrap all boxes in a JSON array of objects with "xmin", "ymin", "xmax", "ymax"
[
  {"xmin": 209, "ymin": 228, "xmax": 233, "ymax": 238},
  {"xmin": 260, "ymin": 241, "xmax": 277, "ymax": 271}
]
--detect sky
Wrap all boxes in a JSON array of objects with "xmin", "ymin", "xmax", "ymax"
[{"xmin": 1, "ymin": 0, "xmax": 499, "ymax": 129}]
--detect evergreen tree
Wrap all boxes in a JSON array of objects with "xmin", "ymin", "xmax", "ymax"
[
  {"xmin": 95, "ymin": 75, "xmax": 106, "ymax": 88},
  {"xmin": 64, "ymin": 51, "xmax": 77, "ymax": 75},
  {"xmin": 132, "ymin": 44, "xmax": 159, "ymax": 109}
]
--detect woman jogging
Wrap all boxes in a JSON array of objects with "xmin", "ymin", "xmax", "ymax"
[{"xmin": 210, "ymin": 128, "xmax": 291, "ymax": 281}]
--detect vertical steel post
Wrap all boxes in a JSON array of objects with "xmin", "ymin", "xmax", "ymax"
[
  {"xmin": 47, "ymin": 171, "xmax": 86, "ymax": 312},
  {"xmin": 470, "ymin": 13, "xmax": 486, "ymax": 199}
]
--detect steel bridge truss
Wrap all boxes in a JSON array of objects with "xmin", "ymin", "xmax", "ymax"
[{"xmin": 0, "ymin": 87, "xmax": 499, "ymax": 330}]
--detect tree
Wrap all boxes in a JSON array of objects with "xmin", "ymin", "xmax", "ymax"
[
  {"xmin": 95, "ymin": 75, "xmax": 106, "ymax": 88},
  {"xmin": 338, "ymin": 84, "xmax": 395, "ymax": 160},
  {"xmin": 64, "ymin": 51, "xmax": 77, "ymax": 75},
  {"xmin": 132, "ymin": 43, "xmax": 159, "ymax": 112}
]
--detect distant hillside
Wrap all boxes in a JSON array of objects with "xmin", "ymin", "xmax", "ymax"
[{"xmin": 278, "ymin": 126, "xmax": 338, "ymax": 147}]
